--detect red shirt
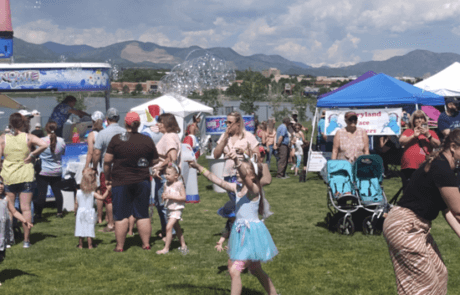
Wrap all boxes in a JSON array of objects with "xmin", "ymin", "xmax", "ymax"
[{"xmin": 401, "ymin": 129, "xmax": 439, "ymax": 170}]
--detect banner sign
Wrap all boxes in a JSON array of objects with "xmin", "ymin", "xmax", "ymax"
[
  {"xmin": 0, "ymin": 67, "xmax": 111, "ymax": 92},
  {"xmin": 205, "ymin": 115, "xmax": 255, "ymax": 135},
  {"xmin": 324, "ymin": 108, "xmax": 402, "ymax": 136},
  {"xmin": 308, "ymin": 151, "xmax": 332, "ymax": 172}
]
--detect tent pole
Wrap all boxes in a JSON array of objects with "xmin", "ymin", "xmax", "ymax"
[
  {"xmin": 105, "ymin": 90, "xmax": 111, "ymax": 112},
  {"xmin": 305, "ymin": 107, "xmax": 319, "ymax": 181},
  {"xmin": 415, "ymin": 104, "xmax": 419, "ymax": 110}
]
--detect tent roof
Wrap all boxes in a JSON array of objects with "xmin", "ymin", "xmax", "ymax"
[
  {"xmin": 414, "ymin": 62, "xmax": 460, "ymax": 97},
  {"xmin": 317, "ymin": 73, "xmax": 444, "ymax": 108},
  {"xmin": 0, "ymin": 94, "xmax": 24, "ymax": 109},
  {"xmin": 130, "ymin": 94, "xmax": 213, "ymax": 118},
  {"xmin": 318, "ymin": 71, "xmax": 377, "ymax": 99}
]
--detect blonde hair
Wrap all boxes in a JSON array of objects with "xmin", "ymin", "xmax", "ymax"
[
  {"xmin": 228, "ymin": 111, "xmax": 245, "ymax": 139},
  {"xmin": 80, "ymin": 168, "xmax": 98, "ymax": 194},
  {"xmin": 409, "ymin": 110, "xmax": 428, "ymax": 129},
  {"xmin": 424, "ymin": 129, "xmax": 460, "ymax": 172}
]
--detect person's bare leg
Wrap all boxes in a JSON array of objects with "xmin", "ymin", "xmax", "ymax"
[
  {"xmin": 88, "ymin": 237, "xmax": 93, "ymax": 249},
  {"xmin": 96, "ymin": 200, "xmax": 103, "ymax": 223},
  {"xmin": 114, "ymin": 218, "xmax": 128, "ymax": 251},
  {"xmin": 5, "ymin": 192, "xmax": 15, "ymax": 224},
  {"xmin": 78, "ymin": 237, "xmax": 83, "ymax": 249},
  {"xmin": 128, "ymin": 215, "xmax": 135, "ymax": 235},
  {"xmin": 249, "ymin": 262, "xmax": 277, "ymax": 295},
  {"xmin": 174, "ymin": 222, "xmax": 186, "ymax": 249},
  {"xmin": 19, "ymin": 192, "xmax": 33, "ymax": 243},
  {"xmin": 229, "ymin": 260, "xmax": 244, "ymax": 295},
  {"xmin": 106, "ymin": 203, "xmax": 114, "ymax": 229},
  {"xmin": 136, "ymin": 218, "xmax": 151, "ymax": 249},
  {"xmin": 156, "ymin": 218, "xmax": 176, "ymax": 254}
]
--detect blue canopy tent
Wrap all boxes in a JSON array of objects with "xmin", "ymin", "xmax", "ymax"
[
  {"xmin": 318, "ymin": 71, "xmax": 377, "ymax": 99},
  {"xmin": 306, "ymin": 73, "xmax": 443, "ymax": 178}
]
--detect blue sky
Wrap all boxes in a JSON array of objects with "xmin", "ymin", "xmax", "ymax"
[{"xmin": 10, "ymin": 0, "xmax": 460, "ymax": 67}]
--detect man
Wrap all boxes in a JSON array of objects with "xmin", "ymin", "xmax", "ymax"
[
  {"xmin": 317, "ymin": 110, "xmax": 333, "ymax": 152},
  {"xmin": 275, "ymin": 117, "xmax": 291, "ymax": 179},
  {"xmin": 31, "ymin": 123, "xmax": 44, "ymax": 138},
  {"xmin": 49, "ymin": 96, "xmax": 90, "ymax": 137},
  {"xmin": 438, "ymin": 97, "xmax": 460, "ymax": 140},
  {"xmin": 92, "ymin": 108, "xmax": 125, "ymax": 233}
]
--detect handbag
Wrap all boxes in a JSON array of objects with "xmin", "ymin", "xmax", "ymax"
[
  {"xmin": 59, "ymin": 178, "xmax": 77, "ymax": 191},
  {"xmin": 34, "ymin": 158, "xmax": 42, "ymax": 174}
]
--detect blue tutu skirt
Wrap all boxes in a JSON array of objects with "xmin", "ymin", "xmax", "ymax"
[{"xmin": 228, "ymin": 220, "xmax": 278, "ymax": 262}]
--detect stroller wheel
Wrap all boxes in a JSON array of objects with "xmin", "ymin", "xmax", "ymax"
[
  {"xmin": 337, "ymin": 216, "xmax": 354, "ymax": 235},
  {"xmin": 362, "ymin": 216, "xmax": 382, "ymax": 236}
]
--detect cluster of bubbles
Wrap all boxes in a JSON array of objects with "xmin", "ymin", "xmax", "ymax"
[
  {"xmin": 106, "ymin": 59, "xmax": 122, "ymax": 81},
  {"xmin": 159, "ymin": 53, "xmax": 236, "ymax": 98}
]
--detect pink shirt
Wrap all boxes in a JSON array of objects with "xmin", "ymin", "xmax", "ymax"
[
  {"xmin": 217, "ymin": 130, "xmax": 259, "ymax": 177},
  {"xmin": 335, "ymin": 127, "xmax": 367, "ymax": 163},
  {"xmin": 154, "ymin": 133, "xmax": 181, "ymax": 173}
]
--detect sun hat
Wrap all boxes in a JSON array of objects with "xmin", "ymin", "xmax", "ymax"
[
  {"xmin": 125, "ymin": 111, "xmax": 140, "ymax": 125},
  {"xmin": 35, "ymin": 123, "xmax": 41, "ymax": 128},
  {"xmin": 18, "ymin": 110, "xmax": 33, "ymax": 117}
]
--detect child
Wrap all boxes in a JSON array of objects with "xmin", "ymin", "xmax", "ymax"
[
  {"xmin": 189, "ymin": 151, "xmax": 278, "ymax": 295},
  {"xmin": 156, "ymin": 163, "xmax": 187, "ymax": 255},
  {"xmin": 0, "ymin": 176, "xmax": 33, "ymax": 286},
  {"xmin": 0, "ymin": 176, "xmax": 14, "ymax": 249},
  {"xmin": 75, "ymin": 168, "xmax": 111, "ymax": 249}
]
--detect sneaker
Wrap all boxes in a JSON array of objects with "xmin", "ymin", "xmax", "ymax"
[
  {"xmin": 23, "ymin": 241, "xmax": 31, "ymax": 248},
  {"xmin": 6, "ymin": 244, "xmax": 11, "ymax": 249}
]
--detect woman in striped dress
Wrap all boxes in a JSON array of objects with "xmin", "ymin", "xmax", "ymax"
[{"xmin": 383, "ymin": 129, "xmax": 460, "ymax": 295}]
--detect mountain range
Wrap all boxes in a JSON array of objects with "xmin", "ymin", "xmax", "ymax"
[{"xmin": 10, "ymin": 37, "xmax": 460, "ymax": 77}]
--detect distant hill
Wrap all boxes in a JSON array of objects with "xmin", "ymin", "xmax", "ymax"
[{"xmin": 10, "ymin": 38, "xmax": 460, "ymax": 77}]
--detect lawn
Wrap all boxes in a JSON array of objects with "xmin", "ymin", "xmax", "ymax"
[{"xmin": 2, "ymin": 156, "xmax": 460, "ymax": 294}]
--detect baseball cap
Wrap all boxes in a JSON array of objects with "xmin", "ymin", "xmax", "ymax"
[
  {"xmin": 35, "ymin": 123, "xmax": 41, "ymax": 128},
  {"xmin": 345, "ymin": 111, "xmax": 358, "ymax": 120},
  {"xmin": 125, "ymin": 111, "xmax": 140, "ymax": 125},
  {"xmin": 446, "ymin": 97, "xmax": 458, "ymax": 104},
  {"xmin": 18, "ymin": 110, "xmax": 33, "ymax": 117},
  {"xmin": 292, "ymin": 110, "xmax": 298, "ymax": 115},
  {"xmin": 106, "ymin": 108, "xmax": 120, "ymax": 121},
  {"xmin": 91, "ymin": 111, "xmax": 104, "ymax": 121}
]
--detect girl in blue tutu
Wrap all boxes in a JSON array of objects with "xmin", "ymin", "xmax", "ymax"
[{"xmin": 188, "ymin": 150, "xmax": 278, "ymax": 295}]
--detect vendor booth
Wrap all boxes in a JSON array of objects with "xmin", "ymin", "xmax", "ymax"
[
  {"xmin": 0, "ymin": 62, "xmax": 112, "ymax": 210},
  {"xmin": 307, "ymin": 73, "xmax": 444, "ymax": 179},
  {"xmin": 414, "ymin": 62, "xmax": 460, "ymax": 97}
]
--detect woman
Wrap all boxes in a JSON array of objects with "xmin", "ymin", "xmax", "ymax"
[
  {"xmin": 331, "ymin": 111, "xmax": 370, "ymax": 163},
  {"xmin": 34, "ymin": 121, "xmax": 66, "ymax": 220},
  {"xmin": 84, "ymin": 111, "xmax": 105, "ymax": 224},
  {"xmin": 291, "ymin": 123, "xmax": 305, "ymax": 176},
  {"xmin": 0, "ymin": 113, "xmax": 47, "ymax": 248},
  {"xmin": 213, "ymin": 111, "xmax": 260, "ymax": 184},
  {"xmin": 152, "ymin": 113, "xmax": 182, "ymax": 238},
  {"xmin": 383, "ymin": 129, "xmax": 460, "ymax": 294},
  {"xmin": 399, "ymin": 110, "xmax": 440, "ymax": 182},
  {"xmin": 185, "ymin": 114, "xmax": 200, "ymax": 137},
  {"xmin": 104, "ymin": 111, "xmax": 158, "ymax": 251},
  {"xmin": 265, "ymin": 119, "xmax": 277, "ymax": 169},
  {"xmin": 48, "ymin": 95, "xmax": 90, "ymax": 137}
]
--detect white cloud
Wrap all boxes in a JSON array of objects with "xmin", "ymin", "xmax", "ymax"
[
  {"xmin": 452, "ymin": 25, "xmax": 460, "ymax": 36},
  {"xmin": 138, "ymin": 28, "xmax": 179, "ymax": 47},
  {"xmin": 232, "ymin": 41, "xmax": 251, "ymax": 56},
  {"xmin": 372, "ymin": 48, "xmax": 411, "ymax": 61},
  {"xmin": 15, "ymin": 19, "xmax": 134, "ymax": 47}
]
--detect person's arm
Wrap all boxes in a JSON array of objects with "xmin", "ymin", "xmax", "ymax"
[
  {"xmin": 103, "ymin": 153, "xmax": 114, "ymax": 186},
  {"xmin": 399, "ymin": 129, "xmax": 419, "ymax": 146},
  {"xmin": 426, "ymin": 130, "xmax": 441, "ymax": 147},
  {"xmin": 94, "ymin": 186, "xmax": 111, "ymax": 200},
  {"xmin": 188, "ymin": 160, "xmax": 236, "ymax": 192},
  {"xmin": 25, "ymin": 134, "xmax": 48, "ymax": 164},
  {"xmin": 440, "ymin": 186, "xmax": 460, "ymax": 224},
  {"xmin": 379, "ymin": 137, "xmax": 391, "ymax": 153},
  {"xmin": 363, "ymin": 132, "xmax": 370, "ymax": 155},
  {"xmin": 261, "ymin": 131, "xmax": 267, "ymax": 146},
  {"xmin": 443, "ymin": 209, "xmax": 460, "ymax": 238},
  {"xmin": 331, "ymin": 133, "xmax": 339, "ymax": 160},
  {"xmin": 7, "ymin": 200, "xmax": 33, "ymax": 228},
  {"xmin": 260, "ymin": 163, "xmax": 272, "ymax": 186},
  {"xmin": 85, "ymin": 132, "xmax": 95, "ymax": 169},
  {"xmin": 442, "ymin": 129, "xmax": 451, "ymax": 137},
  {"xmin": 214, "ymin": 133, "xmax": 229, "ymax": 159},
  {"xmin": 92, "ymin": 149, "xmax": 101, "ymax": 169},
  {"xmin": 68, "ymin": 109, "xmax": 90, "ymax": 118},
  {"xmin": 232, "ymin": 155, "xmax": 259, "ymax": 195}
]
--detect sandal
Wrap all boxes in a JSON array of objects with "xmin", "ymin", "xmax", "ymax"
[
  {"xmin": 113, "ymin": 248, "xmax": 123, "ymax": 252},
  {"xmin": 142, "ymin": 245, "xmax": 151, "ymax": 250},
  {"xmin": 156, "ymin": 249, "xmax": 169, "ymax": 255}
]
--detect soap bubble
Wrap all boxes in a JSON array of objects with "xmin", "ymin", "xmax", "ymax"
[
  {"xmin": 59, "ymin": 55, "xmax": 67, "ymax": 63},
  {"xmin": 159, "ymin": 52, "xmax": 236, "ymax": 97}
]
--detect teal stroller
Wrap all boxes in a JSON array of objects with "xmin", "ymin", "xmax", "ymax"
[
  {"xmin": 353, "ymin": 155, "xmax": 389, "ymax": 235},
  {"xmin": 326, "ymin": 160, "xmax": 362, "ymax": 235}
]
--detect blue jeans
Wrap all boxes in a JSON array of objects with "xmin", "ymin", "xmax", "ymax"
[
  {"xmin": 154, "ymin": 175, "xmax": 175, "ymax": 235},
  {"xmin": 266, "ymin": 145, "xmax": 274, "ymax": 168}
]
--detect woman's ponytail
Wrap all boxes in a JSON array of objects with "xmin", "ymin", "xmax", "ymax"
[{"xmin": 45, "ymin": 121, "xmax": 58, "ymax": 154}]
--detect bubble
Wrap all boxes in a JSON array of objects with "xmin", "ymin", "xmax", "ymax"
[
  {"xmin": 119, "ymin": 131, "xmax": 131, "ymax": 142},
  {"xmin": 59, "ymin": 55, "xmax": 67, "ymax": 63},
  {"xmin": 137, "ymin": 158, "xmax": 149, "ymax": 167},
  {"xmin": 159, "ymin": 52, "xmax": 236, "ymax": 97}
]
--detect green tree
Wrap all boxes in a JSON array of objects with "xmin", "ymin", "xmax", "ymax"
[
  {"xmin": 198, "ymin": 89, "xmax": 222, "ymax": 115},
  {"xmin": 225, "ymin": 82, "xmax": 241, "ymax": 97},
  {"xmin": 135, "ymin": 83, "xmax": 144, "ymax": 94},
  {"xmin": 122, "ymin": 85, "xmax": 130, "ymax": 95},
  {"xmin": 318, "ymin": 87, "xmax": 329, "ymax": 95}
]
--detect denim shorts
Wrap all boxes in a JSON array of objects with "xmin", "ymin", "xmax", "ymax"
[
  {"xmin": 112, "ymin": 180, "xmax": 151, "ymax": 221},
  {"xmin": 5, "ymin": 182, "xmax": 35, "ymax": 194}
]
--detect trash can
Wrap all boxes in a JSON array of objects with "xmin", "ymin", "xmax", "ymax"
[{"xmin": 206, "ymin": 152, "xmax": 226, "ymax": 193}]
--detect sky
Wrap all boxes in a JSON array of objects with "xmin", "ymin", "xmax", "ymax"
[{"xmin": 9, "ymin": 0, "xmax": 460, "ymax": 67}]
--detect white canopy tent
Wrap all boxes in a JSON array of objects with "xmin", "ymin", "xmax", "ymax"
[
  {"xmin": 130, "ymin": 94, "xmax": 213, "ymax": 139},
  {"xmin": 415, "ymin": 62, "xmax": 460, "ymax": 97}
]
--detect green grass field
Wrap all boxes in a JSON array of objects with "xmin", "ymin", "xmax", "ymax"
[{"xmin": 2, "ymin": 157, "xmax": 460, "ymax": 294}]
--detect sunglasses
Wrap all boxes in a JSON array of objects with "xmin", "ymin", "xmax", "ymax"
[{"xmin": 347, "ymin": 117, "xmax": 358, "ymax": 122}]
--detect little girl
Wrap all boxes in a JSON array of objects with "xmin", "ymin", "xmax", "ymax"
[
  {"xmin": 156, "ymin": 163, "xmax": 187, "ymax": 255},
  {"xmin": 0, "ymin": 175, "xmax": 33, "ymax": 286},
  {"xmin": 75, "ymin": 168, "xmax": 111, "ymax": 249},
  {"xmin": 189, "ymin": 151, "xmax": 278, "ymax": 295}
]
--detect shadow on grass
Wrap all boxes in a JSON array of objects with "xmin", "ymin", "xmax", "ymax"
[
  {"xmin": 166, "ymin": 283, "xmax": 263, "ymax": 295},
  {"xmin": 29, "ymin": 233, "xmax": 57, "ymax": 244},
  {"xmin": 0, "ymin": 269, "xmax": 38, "ymax": 283},
  {"xmin": 206, "ymin": 185, "xmax": 213, "ymax": 190}
]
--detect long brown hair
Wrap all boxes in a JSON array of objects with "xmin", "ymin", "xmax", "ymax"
[
  {"xmin": 158, "ymin": 113, "xmax": 181, "ymax": 133},
  {"xmin": 228, "ymin": 111, "xmax": 245, "ymax": 138},
  {"xmin": 80, "ymin": 168, "xmax": 97, "ymax": 194},
  {"xmin": 424, "ymin": 129, "xmax": 460, "ymax": 172},
  {"xmin": 9, "ymin": 113, "xmax": 25, "ymax": 133},
  {"xmin": 45, "ymin": 121, "xmax": 58, "ymax": 153},
  {"xmin": 92, "ymin": 119, "xmax": 103, "ymax": 132}
]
